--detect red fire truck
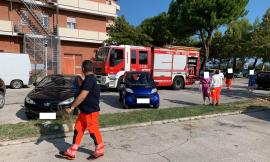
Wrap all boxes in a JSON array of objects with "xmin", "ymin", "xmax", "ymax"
[{"xmin": 94, "ymin": 45, "xmax": 200, "ymax": 90}]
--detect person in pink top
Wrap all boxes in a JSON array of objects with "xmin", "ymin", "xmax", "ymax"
[{"xmin": 200, "ymin": 73, "xmax": 211, "ymax": 105}]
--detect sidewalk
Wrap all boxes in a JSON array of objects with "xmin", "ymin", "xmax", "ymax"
[{"xmin": 1, "ymin": 110, "xmax": 270, "ymax": 162}]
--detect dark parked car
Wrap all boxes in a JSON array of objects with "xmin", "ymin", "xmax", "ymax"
[
  {"xmin": 256, "ymin": 71, "xmax": 270, "ymax": 89},
  {"xmin": 0, "ymin": 78, "xmax": 6, "ymax": 108},
  {"xmin": 119, "ymin": 71, "xmax": 159, "ymax": 109},
  {"xmin": 234, "ymin": 72, "xmax": 244, "ymax": 78},
  {"xmin": 24, "ymin": 75, "xmax": 82, "ymax": 119}
]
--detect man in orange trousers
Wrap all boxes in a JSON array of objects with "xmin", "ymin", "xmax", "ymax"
[{"xmin": 60, "ymin": 60, "xmax": 104, "ymax": 160}]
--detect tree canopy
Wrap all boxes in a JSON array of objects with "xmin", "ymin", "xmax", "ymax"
[
  {"xmin": 106, "ymin": 16, "xmax": 151, "ymax": 46},
  {"xmin": 168, "ymin": 0, "xmax": 249, "ymax": 70},
  {"xmin": 138, "ymin": 12, "xmax": 173, "ymax": 47}
]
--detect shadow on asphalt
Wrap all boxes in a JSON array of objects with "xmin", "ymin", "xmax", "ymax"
[
  {"xmin": 187, "ymin": 87, "xmax": 264, "ymax": 99},
  {"xmin": 34, "ymin": 124, "xmax": 93, "ymax": 159},
  {"xmin": 100, "ymin": 94, "xmax": 122, "ymax": 109},
  {"xmin": 243, "ymin": 107, "xmax": 270, "ymax": 123},
  {"xmin": 15, "ymin": 106, "xmax": 28, "ymax": 121},
  {"xmin": 6, "ymin": 85, "xmax": 31, "ymax": 89}
]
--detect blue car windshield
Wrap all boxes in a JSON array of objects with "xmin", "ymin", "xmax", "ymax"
[{"xmin": 126, "ymin": 73, "xmax": 154, "ymax": 86}]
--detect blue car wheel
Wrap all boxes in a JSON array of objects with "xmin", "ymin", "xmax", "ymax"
[{"xmin": 153, "ymin": 103, "xmax": 159, "ymax": 109}]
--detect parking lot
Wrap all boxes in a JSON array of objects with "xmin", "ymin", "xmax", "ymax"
[{"xmin": 0, "ymin": 78, "xmax": 269, "ymax": 124}]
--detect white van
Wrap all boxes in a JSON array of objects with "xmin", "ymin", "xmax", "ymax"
[{"xmin": 0, "ymin": 53, "xmax": 32, "ymax": 89}]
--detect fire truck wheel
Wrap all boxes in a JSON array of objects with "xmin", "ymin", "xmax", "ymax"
[{"xmin": 173, "ymin": 77, "xmax": 185, "ymax": 90}]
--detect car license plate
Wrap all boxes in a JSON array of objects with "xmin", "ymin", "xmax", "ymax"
[
  {"xmin": 137, "ymin": 98, "xmax": 150, "ymax": 104},
  {"xmin": 39, "ymin": 113, "xmax": 56, "ymax": 119}
]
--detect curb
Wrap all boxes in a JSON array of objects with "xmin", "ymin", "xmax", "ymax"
[{"xmin": 0, "ymin": 108, "xmax": 267, "ymax": 147}]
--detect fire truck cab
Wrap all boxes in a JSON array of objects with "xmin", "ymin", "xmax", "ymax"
[{"xmin": 94, "ymin": 45, "xmax": 200, "ymax": 90}]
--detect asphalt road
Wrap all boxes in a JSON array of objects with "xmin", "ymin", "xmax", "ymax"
[
  {"xmin": 0, "ymin": 110, "xmax": 270, "ymax": 162},
  {"xmin": 0, "ymin": 78, "xmax": 269, "ymax": 124}
]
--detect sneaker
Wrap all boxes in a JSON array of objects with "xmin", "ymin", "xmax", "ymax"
[
  {"xmin": 87, "ymin": 153, "xmax": 104, "ymax": 160},
  {"xmin": 88, "ymin": 143, "xmax": 105, "ymax": 159},
  {"xmin": 59, "ymin": 151, "xmax": 75, "ymax": 160}
]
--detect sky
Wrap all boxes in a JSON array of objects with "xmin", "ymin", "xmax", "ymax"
[{"xmin": 118, "ymin": 0, "xmax": 270, "ymax": 27}]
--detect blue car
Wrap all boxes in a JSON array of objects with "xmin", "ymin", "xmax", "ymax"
[{"xmin": 119, "ymin": 71, "xmax": 160, "ymax": 109}]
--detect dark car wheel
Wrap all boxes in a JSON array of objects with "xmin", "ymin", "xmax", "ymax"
[
  {"xmin": 10, "ymin": 80, "xmax": 23, "ymax": 89},
  {"xmin": 0, "ymin": 92, "xmax": 5, "ymax": 109},
  {"xmin": 153, "ymin": 103, "xmax": 159, "ymax": 109},
  {"xmin": 173, "ymin": 77, "xmax": 185, "ymax": 90},
  {"xmin": 25, "ymin": 113, "xmax": 36, "ymax": 120}
]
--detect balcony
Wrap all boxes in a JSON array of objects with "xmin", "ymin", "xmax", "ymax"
[
  {"xmin": 58, "ymin": 27, "xmax": 108, "ymax": 43},
  {"xmin": 0, "ymin": 20, "xmax": 17, "ymax": 36},
  {"xmin": 57, "ymin": 0, "xmax": 118, "ymax": 17},
  {"xmin": 106, "ymin": 19, "xmax": 114, "ymax": 28}
]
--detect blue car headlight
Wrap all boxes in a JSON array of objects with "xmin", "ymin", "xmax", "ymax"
[
  {"xmin": 58, "ymin": 97, "xmax": 75, "ymax": 105},
  {"xmin": 126, "ymin": 88, "xmax": 134, "ymax": 93},
  {"xmin": 151, "ymin": 88, "xmax": 157, "ymax": 94}
]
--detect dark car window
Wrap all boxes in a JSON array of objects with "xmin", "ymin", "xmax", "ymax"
[
  {"xmin": 125, "ymin": 73, "xmax": 154, "ymax": 86},
  {"xmin": 37, "ymin": 76, "xmax": 75, "ymax": 88},
  {"xmin": 257, "ymin": 72, "xmax": 270, "ymax": 78}
]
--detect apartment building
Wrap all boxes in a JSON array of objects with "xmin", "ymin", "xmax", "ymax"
[{"xmin": 0, "ymin": 0, "xmax": 119, "ymax": 76}]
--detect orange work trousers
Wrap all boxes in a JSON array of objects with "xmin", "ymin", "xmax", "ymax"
[
  {"xmin": 226, "ymin": 79, "xmax": 232, "ymax": 89},
  {"xmin": 73, "ymin": 112, "xmax": 103, "ymax": 146},
  {"xmin": 211, "ymin": 87, "xmax": 221, "ymax": 102}
]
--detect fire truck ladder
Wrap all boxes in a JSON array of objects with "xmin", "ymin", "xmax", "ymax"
[{"xmin": 19, "ymin": 0, "xmax": 60, "ymax": 78}]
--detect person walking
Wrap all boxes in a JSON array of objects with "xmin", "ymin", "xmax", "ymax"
[
  {"xmin": 225, "ymin": 71, "xmax": 234, "ymax": 90},
  {"xmin": 200, "ymin": 73, "xmax": 211, "ymax": 105},
  {"xmin": 60, "ymin": 60, "xmax": 104, "ymax": 160},
  {"xmin": 211, "ymin": 69, "xmax": 222, "ymax": 106},
  {"xmin": 248, "ymin": 70, "xmax": 256, "ymax": 92}
]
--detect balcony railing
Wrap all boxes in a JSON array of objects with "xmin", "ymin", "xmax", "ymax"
[
  {"xmin": 58, "ymin": 27, "xmax": 108, "ymax": 42},
  {"xmin": 57, "ymin": 0, "xmax": 117, "ymax": 16},
  {"xmin": 0, "ymin": 20, "xmax": 14, "ymax": 33}
]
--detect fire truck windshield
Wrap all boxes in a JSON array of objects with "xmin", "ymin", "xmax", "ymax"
[{"xmin": 96, "ymin": 47, "xmax": 110, "ymax": 61}]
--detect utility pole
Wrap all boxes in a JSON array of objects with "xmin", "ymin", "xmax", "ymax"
[{"xmin": 45, "ymin": 40, "xmax": 48, "ymax": 76}]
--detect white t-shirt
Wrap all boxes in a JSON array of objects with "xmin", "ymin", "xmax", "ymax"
[
  {"xmin": 219, "ymin": 73, "xmax": 224, "ymax": 87},
  {"xmin": 211, "ymin": 74, "xmax": 222, "ymax": 88}
]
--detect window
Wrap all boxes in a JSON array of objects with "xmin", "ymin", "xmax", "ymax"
[
  {"xmin": 41, "ymin": 15, "xmax": 49, "ymax": 29},
  {"xmin": 21, "ymin": 10, "xmax": 29, "ymax": 25},
  {"xmin": 139, "ymin": 51, "xmax": 148, "ymax": 65},
  {"xmin": 131, "ymin": 50, "xmax": 136, "ymax": 64},
  {"xmin": 110, "ymin": 49, "xmax": 124, "ymax": 66},
  {"xmin": 67, "ymin": 17, "xmax": 76, "ymax": 29}
]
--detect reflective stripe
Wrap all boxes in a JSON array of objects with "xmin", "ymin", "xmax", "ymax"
[
  {"xmin": 95, "ymin": 143, "xmax": 105, "ymax": 154},
  {"xmin": 71, "ymin": 144, "xmax": 79, "ymax": 150},
  {"xmin": 96, "ymin": 143, "xmax": 105, "ymax": 149},
  {"xmin": 95, "ymin": 149, "xmax": 104, "ymax": 154},
  {"xmin": 67, "ymin": 149, "xmax": 76, "ymax": 156}
]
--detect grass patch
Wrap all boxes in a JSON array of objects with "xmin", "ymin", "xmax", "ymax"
[{"xmin": 0, "ymin": 100, "xmax": 269, "ymax": 142}]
